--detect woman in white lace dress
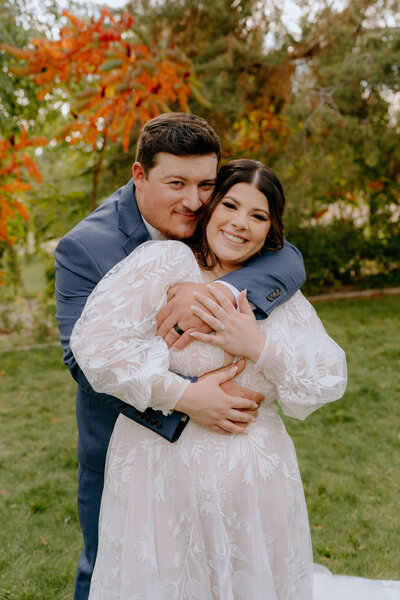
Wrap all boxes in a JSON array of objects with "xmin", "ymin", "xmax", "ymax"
[{"xmin": 71, "ymin": 160, "xmax": 347, "ymax": 600}]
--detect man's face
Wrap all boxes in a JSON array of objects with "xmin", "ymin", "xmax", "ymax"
[{"xmin": 133, "ymin": 152, "xmax": 218, "ymax": 239}]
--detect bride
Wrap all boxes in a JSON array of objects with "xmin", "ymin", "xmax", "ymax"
[{"xmin": 70, "ymin": 160, "xmax": 396, "ymax": 599}]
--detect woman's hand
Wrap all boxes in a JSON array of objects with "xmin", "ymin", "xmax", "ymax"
[
  {"xmin": 156, "ymin": 282, "xmax": 236, "ymax": 350},
  {"xmin": 190, "ymin": 285, "xmax": 266, "ymax": 363}
]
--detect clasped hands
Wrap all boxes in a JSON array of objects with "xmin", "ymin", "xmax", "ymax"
[{"xmin": 156, "ymin": 282, "xmax": 266, "ymax": 435}]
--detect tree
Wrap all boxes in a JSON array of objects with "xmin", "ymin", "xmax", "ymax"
[
  {"xmin": 0, "ymin": 125, "xmax": 48, "ymax": 243},
  {"xmin": 0, "ymin": 0, "xmax": 56, "ymax": 246},
  {"xmin": 129, "ymin": 0, "xmax": 291, "ymax": 132},
  {"xmin": 128, "ymin": 0, "xmax": 399, "ymax": 290},
  {"xmin": 280, "ymin": 0, "xmax": 400, "ymax": 223},
  {"xmin": 2, "ymin": 0, "xmax": 398, "ymax": 293},
  {"xmin": 2, "ymin": 7, "xmax": 197, "ymax": 215}
]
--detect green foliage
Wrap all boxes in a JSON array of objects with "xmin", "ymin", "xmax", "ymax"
[
  {"xmin": 1, "ymin": 0, "xmax": 399, "ymax": 303},
  {"xmin": 288, "ymin": 221, "xmax": 363, "ymax": 294},
  {"xmin": 279, "ymin": 1, "xmax": 400, "ymax": 224},
  {"xmin": 29, "ymin": 143, "xmax": 95, "ymax": 241},
  {"xmin": 287, "ymin": 220, "xmax": 400, "ymax": 294},
  {"xmin": 0, "ymin": 1, "xmax": 37, "ymax": 135},
  {"xmin": 0, "ymin": 247, "xmax": 57, "ymax": 339},
  {"xmin": 127, "ymin": 0, "xmax": 400, "ymax": 264},
  {"xmin": 0, "ymin": 243, "xmax": 23, "ymax": 298},
  {"xmin": 129, "ymin": 0, "xmax": 283, "ymax": 127},
  {"xmin": 0, "ymin": 0, "xmax": 64, "ymax": 137}
]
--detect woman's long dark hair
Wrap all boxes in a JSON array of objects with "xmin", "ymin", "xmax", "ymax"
[{"xmin": 188, "ymin": 159, "xmax": 286, "ymax": 271}]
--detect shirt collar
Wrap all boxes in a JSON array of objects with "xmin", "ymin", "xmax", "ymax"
[{"xmin": 141, "ymin": 217, "xmax": 166, "ymax": 240}]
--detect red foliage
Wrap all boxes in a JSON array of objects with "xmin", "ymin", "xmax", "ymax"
[
  {"xmin": 367, "ymin": 180, "xmax": 384, "ymax": 192},
  {"xmin": 0, "ymin": 126, "xmax": 48, "ymax": 242},
  {"xmin": 313, "ymin": 207, "xmax": 329, "ymax": 221},
  {"xmin": 0, "ymin": 9, "xmax": 197, "ymax": 241},
  {"xmin": 229, "ymin": 109, "xmax": 289, "ymax": 159},
  {"xmin": 2, "ymin": 9, "xmax": 193, "ymax": 152}
]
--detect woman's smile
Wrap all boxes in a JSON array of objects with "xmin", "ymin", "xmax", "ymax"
[
  {"xmin": 221, "ymin": 231, "xmax": 248, "ymax": 244},
  {"xmin": 206, "ymin": 182, "xmax": 271, "ymax": 274}
]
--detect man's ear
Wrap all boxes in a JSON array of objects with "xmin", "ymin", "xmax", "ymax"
[{"xmin": 132, "ymin": 162, "xmax": 145, "ymax": 191}]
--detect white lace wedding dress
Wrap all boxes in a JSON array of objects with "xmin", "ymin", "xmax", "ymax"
[{"xmin": 70, "ymin": 240, "xmax": 398, "ymax": 600}]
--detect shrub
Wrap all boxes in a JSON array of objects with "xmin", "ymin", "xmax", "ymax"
[{"xmin": 286, "ymin": 220, "xmax": 400, "ymax": 295}]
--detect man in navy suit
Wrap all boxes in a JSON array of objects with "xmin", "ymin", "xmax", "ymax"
[{"xmin": 55, "ymin": 112, "xmax": 305, "ymax": 600}]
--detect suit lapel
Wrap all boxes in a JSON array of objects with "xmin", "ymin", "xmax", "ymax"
[{"xmin": 117, "ymin": 179, "xmax": 151, "ymax": 255}]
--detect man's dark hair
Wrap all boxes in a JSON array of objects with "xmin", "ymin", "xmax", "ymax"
[
  {"xmin": 189, "ymin": 159, "xmax": 285, "ymax": 271},
  {"xmin": 135, "ymin": 113, "xmax": 221, "ymax": 174}
]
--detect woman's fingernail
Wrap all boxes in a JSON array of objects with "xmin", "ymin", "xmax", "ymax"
[{"xmin": 231, "ymin": 366, "xmax": 237, "ymax": 374}]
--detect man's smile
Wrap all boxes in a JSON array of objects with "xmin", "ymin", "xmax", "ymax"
[{"xmin": 175, "ymin": 210, "xmax": 199, "ymax": 220}]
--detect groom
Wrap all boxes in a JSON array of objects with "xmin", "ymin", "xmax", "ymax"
[{"xmin": 55, "ymin": 112, "xmax": 305, "ymax": 600}]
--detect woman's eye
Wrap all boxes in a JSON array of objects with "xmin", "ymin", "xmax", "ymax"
[
  {"xmin": 222, "ymin": 201, "xmax": 236, "ymax": 209},
  {"xmin": 253, "ymin": 214, "xmax": 268, "ymax": 221}
]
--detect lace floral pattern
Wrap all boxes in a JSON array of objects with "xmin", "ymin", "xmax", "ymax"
[{"xmin": 71, "ymin": 240, "xmax": 347, "ymax": 600}]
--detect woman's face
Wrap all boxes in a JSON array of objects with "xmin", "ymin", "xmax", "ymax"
[{"xmin": 205, "ymin": 182, "xmax": 271, "ymax": 274}]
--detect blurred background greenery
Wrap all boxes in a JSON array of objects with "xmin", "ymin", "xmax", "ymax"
[
  {"xmin": 0, "ymin": 0, "xmax": 399, "ymax": 341},
  {"xmin": 0, "ymin": 2, "xmax": 399, "ymax": 596}
]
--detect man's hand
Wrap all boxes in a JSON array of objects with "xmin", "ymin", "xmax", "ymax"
[
  {"xmin": 157, "ymin": 281, "xmax": 236, "ymax": 350},
  {"xmin": 175, "ymin": 358, "xmax": 264, "ymax": 434},
  {"xmin": 220, "ymin": 370, "xmax": 264, "ymax": 420}
]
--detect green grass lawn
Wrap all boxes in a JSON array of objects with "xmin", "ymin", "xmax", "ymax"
[
  {"xmin": 0, "ymin": 296, "xmax": 399, "ymax": 598},
  {"xmin": 0, "ymin": 347, "xmax": 79, "ymax": 599},
  {"xmin": 286, "ymin": 295, "xmax": 400, "ymax": 579}
]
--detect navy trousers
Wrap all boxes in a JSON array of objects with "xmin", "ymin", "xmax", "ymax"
[{"xmin": 74, "ymin": 464, "xmax": 104, "ymax": 600}]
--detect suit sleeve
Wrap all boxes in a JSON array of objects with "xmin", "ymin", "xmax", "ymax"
[
  {"xmin": 55, "ymin": 234, "xmax": 189, "ymax": 443},
  {"xmin": 219, "ymin": 240, "xmax": 306, "ymax": 319}
]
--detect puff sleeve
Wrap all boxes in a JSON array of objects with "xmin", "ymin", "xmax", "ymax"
[
  {"xmin": 254, "ymin": 291, "xmax": 347, "ymax": 420},
  {"xmin": 70, "ymin": 240, "xmax": 199, "ymax": 415}
]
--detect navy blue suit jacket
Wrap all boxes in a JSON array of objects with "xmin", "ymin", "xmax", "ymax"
[{"xmin": 55, "ymin": 180, "xmax": 305, "ymax": 473}]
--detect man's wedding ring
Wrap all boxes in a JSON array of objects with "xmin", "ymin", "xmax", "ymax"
[{"xmin": 174, "ymin": 323, "xmax": 185, "ymax": 336}]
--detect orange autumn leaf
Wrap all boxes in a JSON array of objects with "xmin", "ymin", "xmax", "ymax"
[
  {"xmin": 23, "ymin": 136, "xmax": 49, "ymax": 147},
  {"xmin": 16, "ymin": 201, "xmax": 30, "ymax": 221},
  {"xmin": 367, "ymin": 180, "xmax": 384, "ymax": 192},
  {"xmin": 314, "ymin": 207, "xmax": 329, "ymax": 221},
  {"xmin": 20, "ymin": 153, "xmax": 42, "ymax": 183},
  {"xmin": 0, "ymin": 126, "xmax": 47, "ymax": 241},
  {"xmin": 0, "ymin": 9, "xmax": 207, "ymax": 239},
  {"xmin": 0, "ymin": 43, "xmax": 31, "ymax": 60},
  {"xmin": 2, "ymin": 181, "xmax": 31, "ymax": 193},
  {"xmin": 230, "ymin": 109, "xmax": 289, "ymax": 159},
  {"xmin": 2, "ymin": 9, "xmax": 195, "ymax": 154}
]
